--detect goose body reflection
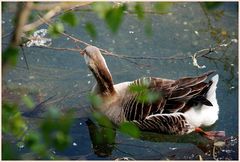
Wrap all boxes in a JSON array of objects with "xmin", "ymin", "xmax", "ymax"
[{"xmin": 81, "ymin": 45, "xmax": 223, "ymax": 139}]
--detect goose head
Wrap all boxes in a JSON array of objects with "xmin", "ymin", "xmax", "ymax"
[
  {"xmin": 81, "ymin": 45, "xmax": 115, "ymax": 95},
  {"xmin": 81, "ymin": 46, "xmax": 107, "ymax": 69}
]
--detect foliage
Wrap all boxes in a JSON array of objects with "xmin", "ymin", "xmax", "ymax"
[
  {"xmin": 85, "ymin": 22, "xmax": 97, "ymax": 39},
  {"xmin": 61, "ymin": 11, "xmax": 79, "ymax": 27},
  {"xmin": 2, "ymin": 100, "xmax": 75, "ymax": 159},
  {"xmin": 88, "ymin": 93, "xmax": 103, "ymax": 108},
  {"xmin": 129, "ymin": 80, "xmax": 161, "ymax": 104},
  {"xmin": 92, "ymin": 2, "xmax": 127, "ymax": 33},
  {"xmin": 134, "ymin": 3, "xmax": 144, "ymax": 19},
  {"xmin": 2, "ymin": 1, "xmax": 228, "ymax": 159},
  {"xmin": 2, "ymin": 46, "xmax": 19, "ymax": 67},
  {"xmin": 48, "ymin": 22, "xmax": 64, "ymax": 38},
  {"xmin": 40, "ymin": 108, "xmax": 74, "ymax": 151},
  {"xmin": 104, "ymin": 4, "xmax": 127, "ymax": 33},
  {"xmin": 119, "ymin": 122, "xmax": 140, "ymax": 138},
  {"xmin": 203, "ymin": 2, "xmax": 222, "ymax": 10},
  {"xmin": 90, "ymin": 95, "xmax": 141, "ymax": 139},
  {"xmin": 2, "ymin": 141, "xmax": 20, "ymax": 160},
  {"xmin": 154, "ymin": 2, "xmax": 173, "ymax": 14},
  {"xmin": 22, "ymin": 95, "xmax": 35, "ymax": 109},
  {"xmin": 2, "ymin": 102, "xmax": 27, "ymax": 138}
]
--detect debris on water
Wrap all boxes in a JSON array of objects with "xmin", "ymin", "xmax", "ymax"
[
  {"xmin": 74, "ymin": 84, "xmax": 78, "ymax": 88},
  {"xmin": 8, "ymin": 79, "xmax": 12, "ymax": 82},
  {"xmin": 194, "ymin": 30, "xmax": 199, "ymax": 36},
  {"xmin": 20, "ymin": 57, "xmax": 24, "ymax": 60},
  {"xmin": 184, "ymin": 29, "xmax": 189, "ymax": 32},
  {"xmin": 18, "ymin": 83, "xmax": 22, "ymax": 86},
  {"xmin": 37, "ymin": 59, "xmax": 40, "ymax": 62},
  {"xmin": 90, "ymin": 40, "xmax": 93, "ymax": 42},
  {"xmin": 88, "ymin": 81, "xmax": 91, "ymax": 84},
  {"xmin": 221, "ymin": 149, "xmax": 234, "ymax": 154},
  {"xmin": 2, "ymin": 20, "xmax": 5, "ymax": 24},
  {"xmin": 169, "ymin": 147, "xmax": 177, "ymax": 150},
  {"xmin": 230, "ymin": 64, "xmax": 234, "ymax": 66},
  {"xmin": 183, "ymin": 21, "xmax": 188, "ymax": 25},
  {"xmin": 51, "ymin": 150, "xmax": 56, "ymax": 154},
  {"xmin": 191, "ymin": 54, "xmax": 206, "ymax": 69},
  {"xmin": 229, "ymin": 136, "xmax": 237, "ymax": 146},
  {"xmin": 87, "ymin": 73, "xmax": 92, "ymax": 77},
  {"xmin": 73, "ymin": 142, "xmax": 77, "ymax": 146},
  {"xmin": 17, "ymin": 142, "xmax": 24, "ymax": 149},
  {"xmin": 24, "ymin": 29, "xmax": 52, "ymax": 47},
  {"xmin": 230, "ymin": 86, "xmax": 235, "ymax": 90},
  {"xmin": 79, "ymin": 122, "xmax": 82, "ymax": 125},
  {"xmin": 129, "ymin": 31, "xmax": 134, "ymax": 34},
  {"xmin": 231, "ymin": 39, "xmax": 237, "ymax": 43},
  {"xmin": 115, "ymin": 157, "xmax": 135, "ymax": 160},
  {"xmin": 29, "ymin": 76, "xmax": 35, "ymax": 79},
  {"xmin": 134, "ymin": 37, "xmax": 138, "ymax": 41},
  {"xmin": 112, "ymin": 40, "xmax": 116, "ymax": 44}
]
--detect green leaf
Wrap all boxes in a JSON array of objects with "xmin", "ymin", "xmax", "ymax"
[
  {"xmin": 105, "ymin": 5, "xmax": 127, "ymax": 33},
  {"xmin": 129, "ymin": 84, "xmax": 147, "ymax": 93},
  {"xmin": 92, "ymin": 2, "xmax": 112, "ymax": 19},
  {"xmin": 22, "ymin": 95, "xmax": 35, "ymax": 109},
  {"xmin": 61, "ymin": 11, "xmax": 78, "ymax": 27},
  {"xmin": 24, "ymin": 132, "xmax": 41, "ymax": 148},
  {"xmin": 92, "ymin": 112, "xmax": 113, "ymax": 128},
  {"xmin": 48, "ymin": 22, "xmax": 64, "ymax": 37},
  {"xmin": 85, "ymin": 22, "xmax": 97, "ymax": 39},
  {"xmin": 2, "ymin": 141, "xmax": 20, "ymax": 160},
  {"xmin": 144, "ymin": 19, "xmax": 153, "ymax": 36},
  {"xmin": 129, "ymin": 81, "xmax": 161, "ymax": 103},
  {"xmin": 53, "ymin": 131, "xmax": 71, "ymax": 150},
  {"xmin": 203, "ymin": 2, "xmax": 222, "ymax": 10},
  {"xmin": 3, "ymin": 46, "xmax": 19, "ymax": 66},
  {"xmin": 2, "ymin": 2, "xmax": 8, "ymax": 12},
  {"xmin": 119, "ymin": 122, "xmax": 140, "ymax": 138},
  {"xmin": 134, "ymin": 3, "xmax": 144, "ymax": 19},
  {"xmin": 154, "ymin": 2, "xmax": 172, "ymax": 14},
  {"xmin": 2, "ymin": 102, "xmax": 27, "ymax": 137},
  {"xmin": 88, "ymin": 94, "xmax": 102, "ymax": 108},
  {"xmin": 146, "ymin": 91, "xmax": 161, "ymax": 103}
]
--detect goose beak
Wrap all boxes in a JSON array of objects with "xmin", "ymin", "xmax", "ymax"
[{"xmin": 80, "ymin": 49, "xmax": 86, "ymax": 55}]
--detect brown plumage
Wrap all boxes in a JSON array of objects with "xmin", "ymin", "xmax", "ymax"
[{"xmin": 81, "ymin": 45, "xmax": 220, "ymax": 136}]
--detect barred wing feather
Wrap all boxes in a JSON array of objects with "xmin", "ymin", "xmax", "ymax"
[{"xmin": 122, "ymin": 71, "xmax": 215, "ymax": 123}]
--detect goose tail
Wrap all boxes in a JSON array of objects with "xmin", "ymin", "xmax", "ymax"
[{"xmin": 207, "ymin": 74, "xmax": 219, "ymax": 98}]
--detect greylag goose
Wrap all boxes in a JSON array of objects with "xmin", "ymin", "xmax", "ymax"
[{"xmin": 81, "ymin": 45, "xmax": 224, "ymax": 139}]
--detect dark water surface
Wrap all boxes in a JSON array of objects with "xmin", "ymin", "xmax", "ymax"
[{"xmin": 2, "ymin": 2, "xmax": 238, "ymax": 160}]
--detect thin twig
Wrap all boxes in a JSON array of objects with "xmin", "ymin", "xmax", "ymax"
[
  {"xmin": 2, "ymin": 30, "xmax": 14, "ymax": 39},
  {"xmin": 31, "ymin": 2, "xmax": 92, "ymax": 11},
  {"xmin": 22, "ymin": 94, "xmax": 57, "ymax": 117},
  {"xmin": 20, "ymin": 46, "xmax": 29, "ymax": 70},
  {"xmin": 22, "ymin": 14, "xmax": 236, "ymax": 69}
]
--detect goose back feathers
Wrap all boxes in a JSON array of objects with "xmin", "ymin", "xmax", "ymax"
[{"xmin": 81, "ymin": 45, "xmax": 219, "ymax": 135}]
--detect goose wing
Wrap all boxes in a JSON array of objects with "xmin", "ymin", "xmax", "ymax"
[{"xmin": 122, "ymin": 71, "xmax": 215, "ymax": 121}]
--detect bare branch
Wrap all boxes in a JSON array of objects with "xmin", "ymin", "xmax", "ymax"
[
  {"xmin": 23, "ymin": 2, "xmax": 92, "ymax": 32},
  {"xmin": 31, "ymin": 2, "xmax": 92, "ymax": 11},
  {"xmin": 12, "ymin": 2, "xmax": 33, "ymax": 47}
]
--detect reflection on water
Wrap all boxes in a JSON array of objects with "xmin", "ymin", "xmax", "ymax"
[
  {"xmin": 2, "ymin": 2, "xmax": 238, "ymax": 160},
  {"xmin": 86, "ymin": 119, "xmax": 116, "ymax": 157}
]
